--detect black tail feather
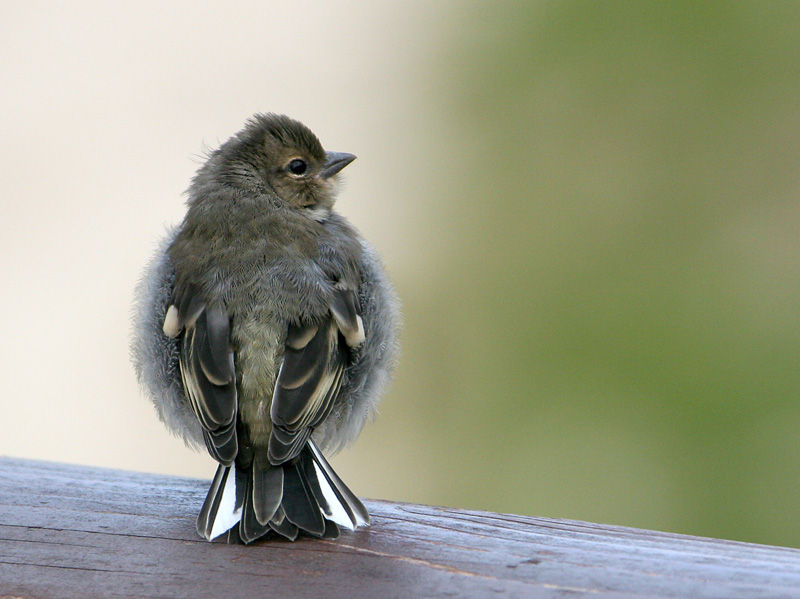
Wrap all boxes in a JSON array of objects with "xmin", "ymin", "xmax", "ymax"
[
  {"xmin": 252, "ymin": 452, "xmax": 283, "ymax": 525},
  {"xmin": 196, "ymin": 464, "xmax": 230, "ymax": 539},
  {"xmin": 196, "ymin": 441, "xmax": 368, "ymax": 543},
  {"xmin": 240, "ymin": 472, "xmax": 271, "ymax": 544},
  {"xmin": 282, "ymin": 454, "xmax": 326, "ymax": 536},
  {"xmin": 321, "ymin": 519, "xmax": 340, "ymax": 540},
  {"xmin": 269, "ymin": 505, "xmax": 299, "ymax": 541}
]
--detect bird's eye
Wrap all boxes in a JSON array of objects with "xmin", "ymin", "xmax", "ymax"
[{"xmin": 287, "ymin": 159, "xmax": 308, "ymax": 176}]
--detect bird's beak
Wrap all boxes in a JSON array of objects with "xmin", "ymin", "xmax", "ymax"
[{"xmin": 319, "ymin": 152, "xmax": 356, "ymax": 179}]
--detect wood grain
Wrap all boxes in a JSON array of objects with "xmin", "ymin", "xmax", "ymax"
[{"xmin": 1, "ymin": 457, "xmax": 799, "ymax": 598}]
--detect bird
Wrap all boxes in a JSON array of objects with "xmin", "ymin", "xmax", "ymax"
[{"xmin": 131, "ymin": 113, "xmax": 400, "ymax": 543}]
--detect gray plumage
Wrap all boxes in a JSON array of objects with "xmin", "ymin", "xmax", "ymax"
[{"xmin": 130, "ymin": 113, "xmax": 400, "ymax": 543}]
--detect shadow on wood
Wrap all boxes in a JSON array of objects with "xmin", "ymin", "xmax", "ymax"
[{"xmin": 1, "ymin": 457, "xmax": 799, "ymax": 598}]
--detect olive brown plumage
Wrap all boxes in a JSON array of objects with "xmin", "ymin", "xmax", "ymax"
[{"xmin": 131, "ymin": 113, "xmax": 399, "ymax": 543}]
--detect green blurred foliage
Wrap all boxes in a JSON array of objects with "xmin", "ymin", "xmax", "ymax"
[{"xmin": 390, "ymin": 1, "xmax": 800, "ymax": 547}]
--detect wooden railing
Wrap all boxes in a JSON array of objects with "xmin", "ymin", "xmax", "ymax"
[{"xmin": 1, "ymin": 457, "xmax": 799, "ymax": 598}]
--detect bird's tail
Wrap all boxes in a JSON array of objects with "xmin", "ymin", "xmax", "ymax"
[{"xmin": 196, "ymin": 440, "xmax": 369, "ymax": 543}]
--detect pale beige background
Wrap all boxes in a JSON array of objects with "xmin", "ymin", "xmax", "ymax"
[{"xmin": 0, "ymin": 1, "xmax": 441, "ymax": 502}]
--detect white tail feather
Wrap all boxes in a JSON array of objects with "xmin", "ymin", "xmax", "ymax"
[
  {"xmin": 208, "ymin": 466, "xmax": 242, "ymax": 540},
  {"xmin": 312, "ymin": 461, "xmax": 355, "ymax": 530}
]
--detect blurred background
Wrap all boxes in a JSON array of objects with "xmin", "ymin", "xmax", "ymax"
[{"xmin": 2, "ymin": 1, "xmax": 800, "ymax": 548}]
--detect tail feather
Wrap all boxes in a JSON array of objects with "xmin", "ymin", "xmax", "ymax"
[
  {"xmin": 252, "ymin": 452, "xmax": 283, "ymax": 525},
  {"xmin": 240, "ymin": 472, "xmax": 271, "ymax": 543},
  {"xmin": 321, "ymin": 519, "xmax": 340, "ymax": 539},
  {"xmin": 268, "ymin": 505, "xmax": 299, "ymax": 541},
  {"xmin": 196, "ymin": 440, "xmax": 369, "ymax": 543},
  {"xmin": 308, "ymin": 440, "xmax": 370, "ymax": 528},
  {"xmin": 197, "ymin": 464, "xmax": 241, "ymax": 541},
  {"xmin": 282, "ymin": 458, "xmax": 326, "ymax": 536},
  {"xmin": 196, "ymin": 464, "xmax": 225, "ymax": 539}
]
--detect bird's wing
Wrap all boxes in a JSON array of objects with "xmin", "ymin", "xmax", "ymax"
[
  {"xmin": 163, "ymin": 285, "xmax": 238, "ymax": 465},
  {"xmin": 268, "ymin": 287, "xmax": 364, "ymax": 465}
]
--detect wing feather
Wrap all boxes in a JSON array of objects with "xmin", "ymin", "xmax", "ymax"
[
  {"xmin": 330, "ymin": 287, "xmax": 365, "ymax": 347},
  {"xmin": 268, "ymin": 317, "xmax": 347, "ymax": 466},
  {"xmin": 169, "ymin": 287, "xmax": 238, "ymax": 466}
]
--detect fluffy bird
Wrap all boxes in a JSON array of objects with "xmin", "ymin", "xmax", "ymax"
[{"xmin": 131, "ymin": 114, "xmax": 399, "ymax": 543}]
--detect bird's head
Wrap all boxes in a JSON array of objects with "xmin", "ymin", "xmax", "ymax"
[{"xmin": 197, "ymin": 113, "xmax": 356, "ymax": 218}]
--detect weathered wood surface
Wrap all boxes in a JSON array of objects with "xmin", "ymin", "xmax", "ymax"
[{"xmin": 1, "ymin": 458, "xmax": 799, "ymax": 599}]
